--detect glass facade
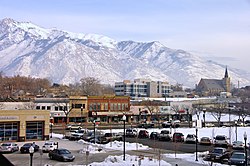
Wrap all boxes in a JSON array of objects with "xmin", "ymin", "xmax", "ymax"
[
  {"xmin": 26, "ymin": 121, "xmax": 44, "ymax": 140},
  {"xmin": 0, "ymin": 122, "xmax": 18, "ymax": 141}
]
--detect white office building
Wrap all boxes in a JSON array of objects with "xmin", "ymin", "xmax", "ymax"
[{"xmin": 115, "ymin": 79, "xmax": 172, "ymax": 98}]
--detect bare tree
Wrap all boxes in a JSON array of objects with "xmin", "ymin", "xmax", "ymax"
[
  {"xmin": 210, "ymin": 103, "xmax": 227, "ymax": 127},
  {"xmin": 80, "ymin": 77, "xmax": 101, "ymax": 96}
]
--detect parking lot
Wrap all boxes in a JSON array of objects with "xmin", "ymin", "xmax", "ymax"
[{"xmin": 3, "ymin": 137, "xmax": 123, "ymax": 166}]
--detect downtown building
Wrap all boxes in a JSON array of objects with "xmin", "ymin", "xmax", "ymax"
[{"xmin": 115, "ymin": 79, "xmax": 172, "ymax": 98}]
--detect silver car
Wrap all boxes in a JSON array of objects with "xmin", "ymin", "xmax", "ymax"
[{"xmin": 0, "ymin": 142, "xmax": 19, "ymax": 153}]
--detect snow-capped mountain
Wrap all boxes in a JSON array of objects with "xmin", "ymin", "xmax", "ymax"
[{"xmin": 0, "ymin": 18, "xmax": 250, "ymax": 87}]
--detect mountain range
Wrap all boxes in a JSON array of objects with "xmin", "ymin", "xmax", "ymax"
[{"xmin": 0, "ymin": 18, "xmax": 250, "ymax": 88}]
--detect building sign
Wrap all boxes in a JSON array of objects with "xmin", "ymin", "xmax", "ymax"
[
  {"xmin": 0, "ymin": 116, "xmax": 19, "ymax": 120},
  {"xmin": 26, "ymin": 115, "xmax": 45, "ymax": 120}
]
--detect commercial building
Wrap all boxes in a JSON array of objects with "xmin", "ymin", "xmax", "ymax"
[
  {"xmin": 0, "ymin": 109, "xmax": 50, "ymax": 142},
  {"xmin": 115, "ymin": 79, "xmax": 172, "ymax": 98}
]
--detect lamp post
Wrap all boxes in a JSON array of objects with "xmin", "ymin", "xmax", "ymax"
[
  {"xmin": 122, "ymin": 114, "xmax": 126, "ymax": 161},
  {"xmin": 50, "ymin": 123, "xmax": 53, "ymax": 138},
  {"xmin": 203, "ymin": 108, "xmax": 206, "ymax": 127},
  {"xmin": 93, "ymin": 120, "xmax": 96, "ymax": 144},
  {"xmin": 29, "ymin": 146, "xmax": 34, "ymax": 166},
  {"xmin": 81, "ymin": 106, "xmax": 83, "ymax": 127},
  {"xmin": 195, "ymin": 126, "xmax": 198, "ymax": 161},
  {"xmin": 244, "ymin": 132, "xmax": 247, "ymax": 166},
  {"xmin": 235, "ymin": 121, "xmax": 238, "ymax": 141}
]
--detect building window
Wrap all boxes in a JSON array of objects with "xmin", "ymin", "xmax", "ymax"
[
  {"xmin": 0, "ymin": 122, "xmax": 18, "ymax": 141},
  {"xmin": 47, "ymin": 106, "xmax": 51, "ymax": 110},
  {"xmin": 26, "ymin": 121, "xmax": 44, "ymax": 140},
  {"xmin": 36, "ymin": 106, "xmax": 40, "ymax": 110},
  {"xmin": 41, "ymin": 106, "xmax": 46, "ymax": 110},
  {"xmin": 55, "ymin": 106, "xmax": 58, "ymax": 111},
  {"xmin": 73, "ymin": 104, "xmax": 85, "ymax": 109}
]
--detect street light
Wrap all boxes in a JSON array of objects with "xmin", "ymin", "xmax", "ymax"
[
  {"xmin": 203, "ymin": 108, "xmax": 206, "ymax": 127},
  {"xmin": 122, "ymin": 114, "xmax": 126, "ymax": 161},
  {"xmin": 29, "ymin": 146, "xmax": 34, "ymax": 166},
  {"xmin": 244, "ymin": 132, "xmax": 247, "ymax": 166},
  {"xmin": 235, "ymin": 121, "xmax": 238, "ymax": 141},
  {"xmin": 93, "ymin": 120, "xmax": 96, "ymax": 144},
  {"xmin": 81, "ymin": 106, "xmax": 83, "ymax": 127},
  {"xmin": 50, "ymin": 123, "xmax": 53, "ymax": 138},
  {"xmin": 195, "ymin": 126, "xmax": 198, "ymax": 161}
]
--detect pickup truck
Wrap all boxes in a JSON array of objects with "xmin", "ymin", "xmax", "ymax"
[{"xmin": 158, "ymin": 130, "xmax": 172, "ymax": 141}]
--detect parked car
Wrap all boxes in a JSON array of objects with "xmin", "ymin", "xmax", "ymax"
[
  {"xmin": 138, "ymin": 122, "xmax": 154, "ymax": 128},
  {"xmin": 162, "ymin": 121, "xmax": 171, "ymax": 128},
  {"xmin": 82, "ymin": 131, "xmax": 104, "ymax": 142},
  {"xmin": 20, "ymin": 143, "xmax": 39, "ymax": 153},
  {"xmin": 104, "ymin": 133, "xmax": 123, "ymax": 142},
  {"xmin": 66, "ymin": 124, "xmax": 82, "ymax": 130},
  {"xmin": 125, "ymin": 128, "xmax": 137, "ymax": 137},
  {"xmin": 89, "ymin": 136, "xmax": 109, "ymax": 144},
  {"xmin": 0, "ymin": 142, "xmax": 19, "ymax": 153},
  {"xmin": 173, "ymin": 132, "xmax": 184, "ymax": 142},
  {"xmin": 200, "ymin": 137, "xmax": 212, "ymax": 145},
  {"xmin": 185, "ymin": 134, "xmax": 196, "ymax": 144},
  {"xmin": 69, "ymin": 129, "xmax": 88, "ymax": 140},
  {"xmin": 232, "ymin": 141, "xmax": 245, "ymax": 150},
  {"xmin": 48, "ymin": 148, "xmax": 75, "ymax": 162},
  {"xmin": 214, "ymin": 135, "xmax": 228, "ymax": 147},
  {"xmin": 228, "ymin": 152, "xmax": 246, "ymax": 166},
  {"xmin": 205, "ymin": 147, "xmax": 231, "ymax": 162},
  {"xmin": 42, "ymin": 141, "xmax": 58, "ymax": 152},
  {"xmin": 138, "ymin": 130, "xmax": 149, "ymax": 138},
  {"xmin": 159, "ymin": 130, "xmax": 172, "ymax": 141},
  {"xmin": 150, "ymin": 132, "xmax": 160, "ymax": 140}
]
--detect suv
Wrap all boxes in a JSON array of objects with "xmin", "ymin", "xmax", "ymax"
[
  {"xmin": 185, "ymin": 134, "xmax": 196, "ymax": 144},
  {"xmin": 173, "ymin": 132, "xmax": 184, "ymax": 142},
  {"xmin": 205, "ymin": 147, "xmax": 231, "ymax": 162},
  {"xmin": 0, "ymin": 142, "xmax": 19, "ymax": 153},
  {"xmin": 214, "ymin": 135, "xmax": 228, "ymax": 147},
  {"xmin": 42, "ymin": 141, "xmax": 58, "ymax": 152},
  {"xmin": 125, "ymin": 128, "xmax": 137, "ymax": 137},
  {"xmin": 138, "ymin": 130, "xmax": 149, "ymax": 138},
  {"xmin": 159, "ymin": 130, "xmax": 172, "ymax": 141}
]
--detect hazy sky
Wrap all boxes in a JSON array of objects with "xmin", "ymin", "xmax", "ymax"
[{"xmin": 1, "ymin": 0, "xmax": 250, "ymax": 71}]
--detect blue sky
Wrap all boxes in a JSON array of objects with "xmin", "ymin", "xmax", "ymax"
[{"xmin": 1, "ymin": 0, "xmax": 250, "ymax": 71}]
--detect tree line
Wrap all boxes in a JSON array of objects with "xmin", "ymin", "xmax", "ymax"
[{"xmin": 0, "ymin": 72, "xmax": 114, "ymax": 99}]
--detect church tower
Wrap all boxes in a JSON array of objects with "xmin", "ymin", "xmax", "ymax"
[{"xmin": 222, "ymin": 66, "xmax": 230, "ymax": 93}]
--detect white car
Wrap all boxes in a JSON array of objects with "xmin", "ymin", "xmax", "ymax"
[
  {"xmin": 0, "ymin": 142, "xmax": 19, "ymax": 153},
  {"xmin": 185, "ymin": 134, "xmax": 196, "ymax": 143},
  {"xmin": 232, "ymin": 141, "xmax": 245, "ymax": 149},
  {"xmin": 42, "ymin": 141, "xmax": 58, "ymax": 152}
]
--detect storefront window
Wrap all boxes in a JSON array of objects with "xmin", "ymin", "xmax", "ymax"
[
  {"xmin": 0, "ymin": 122, "xmax": 18, "ymax": 141},
  {"xmin": 26, "ymin": 121, "xmax": 44, "ymax": 140}
]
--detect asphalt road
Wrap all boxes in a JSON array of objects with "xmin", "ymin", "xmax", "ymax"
[{"xmin": 125, "ymin": 137, "xmax": 214, "ymax": 153}]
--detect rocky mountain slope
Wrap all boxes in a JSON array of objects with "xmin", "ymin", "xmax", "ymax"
[{"xmin": 0, "ymin": 18, "xmax": 249, "ymax": 88}]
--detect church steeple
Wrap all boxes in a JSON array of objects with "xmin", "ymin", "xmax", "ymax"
[{"xmin": 224, "ymin": 66, "xmax": 228, "ymax": 78}]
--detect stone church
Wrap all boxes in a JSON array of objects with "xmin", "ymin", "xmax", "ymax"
[{"xmin": 196, "ymin": 67, "xmax": 231, "ymax": 96}]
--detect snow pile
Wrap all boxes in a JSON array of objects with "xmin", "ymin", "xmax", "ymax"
[{"xmin": 89, "ymin": 154, "xmax": 171, "ymax": 166}]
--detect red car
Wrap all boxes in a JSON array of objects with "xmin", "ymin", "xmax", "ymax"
[
  {"xmin": 138, "ymin": 130, "xmax": 149, "ymax": 138},
  {"xmin": 173, "ymin": 132, "xmax": 184, "ymax": 142}
]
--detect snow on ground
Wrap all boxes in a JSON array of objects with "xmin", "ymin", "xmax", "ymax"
[
  {"xmin": 51, "ymin": 125, "xmax": 250, "ymax": 166},
  {"xmin": 89, "ymin": 154, "xmax": 171, "ymax": 166},
  {"xmin": 164, "ymin": 152, "xmax": 228, "ymax": 166}
]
